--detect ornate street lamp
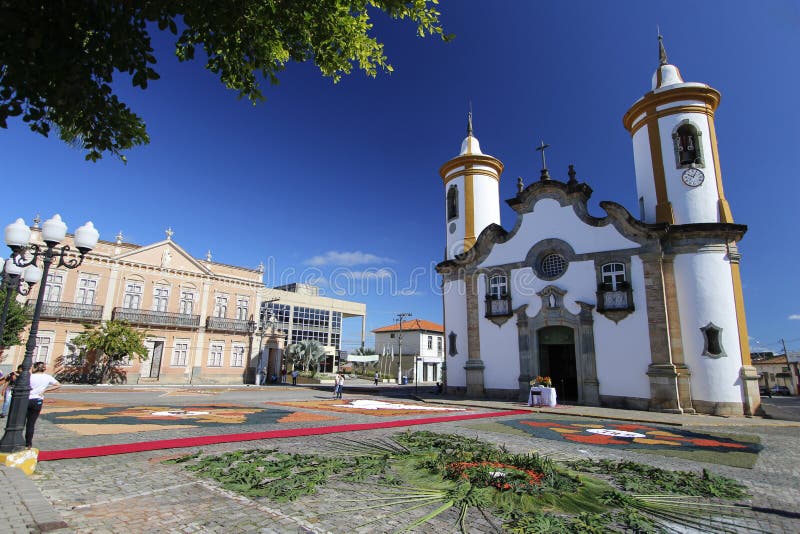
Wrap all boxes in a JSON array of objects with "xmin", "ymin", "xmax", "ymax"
[
  {"xmin": 0, "ymin": 258, "xmax": 42, "ymax": 346},
  {"xmin": 0, "ymin": 215, "xmax": 98, "ymax": 453}
]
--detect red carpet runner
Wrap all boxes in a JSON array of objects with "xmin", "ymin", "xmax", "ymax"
[{"xmin": 38, "ymin": 409, "xmax": 527, "ymax": 461}]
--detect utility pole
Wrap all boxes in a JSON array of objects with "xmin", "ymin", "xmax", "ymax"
[{"xmin": 396, "ymin": 312, "xmax": 411, "ymax": 384}]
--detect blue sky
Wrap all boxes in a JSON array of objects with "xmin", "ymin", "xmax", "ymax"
[{"xmin": 2, "ymin": 1, "xmax": 799, "ymax": 354}]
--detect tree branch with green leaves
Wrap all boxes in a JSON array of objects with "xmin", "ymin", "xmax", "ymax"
[{"xmin": 0, "ymin": 1, "xmax": 449, "ymax": 162}]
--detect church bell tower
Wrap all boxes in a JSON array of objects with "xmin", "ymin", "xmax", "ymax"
[
  {"xmin": 440, "ymin": 113, "xmax": 504, "ymax": 260},
  {"xmin": 623, "ymin": 35, "xmax": 734, "ymax": 225}
]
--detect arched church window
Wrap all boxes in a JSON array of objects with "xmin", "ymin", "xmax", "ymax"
[
  {"xmin": 447, "ymin": 185, "xmax": 459, "ymax": 220},
  {"xmin": 601, "ymin": 263, "xmax": 626, "ymax": 291},
  {"xmin": 672, "ymin": 122, "xmax": 704, "ymax": 168}
]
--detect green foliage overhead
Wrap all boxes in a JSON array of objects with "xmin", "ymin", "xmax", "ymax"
[
  {"xmin": 0, "ymin": 290, "xmax": 29, "ymax": 350},
  {"xmin": 0, "ymin": 1, "xmax": 449, "ymax": 162}
]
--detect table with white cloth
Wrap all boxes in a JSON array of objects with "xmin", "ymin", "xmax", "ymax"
[{"xmin": 528, "ymin": 386, "xmax": 557, "ymax": 407}]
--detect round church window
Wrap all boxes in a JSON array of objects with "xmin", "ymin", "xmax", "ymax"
[{"xmin": 540, "ymin": 253, "xmax": 567, "ymax": 279}]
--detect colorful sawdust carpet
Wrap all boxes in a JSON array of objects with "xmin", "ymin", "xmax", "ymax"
[
  {"xmin": 465, "ymin": 417, "xmax": 762, "ymax": 468},
  {"xmin": 40, "ymin": 403, "xmax": 295, "ymax": 435},
  {"xmin": 270, "ymin": 399, "xmax": 469, "ymax": 416}
]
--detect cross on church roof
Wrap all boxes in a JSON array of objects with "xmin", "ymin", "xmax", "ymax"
[
  {"xmin": 166, "ymin": 227, "xmax": 174, "ymax": 241},
  {"xmin": 535, "ymin": 140, "xmax": 551, "ymax": 180}
]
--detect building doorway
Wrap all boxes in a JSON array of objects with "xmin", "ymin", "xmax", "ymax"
[
  {"xmin": 148, "ymin": 341, "xmax": 164, "ymax": 379},
  {"xmin": 537, "ymin": 326, "xmax": 578, "ymax": 402}
]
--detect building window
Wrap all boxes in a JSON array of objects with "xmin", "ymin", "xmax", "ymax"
[
  {"xmin": 76, "ymin": 275, "xmax": 97, "ymax": 305},
  {"xmin": 700, "ymin": 322, "xmax": 726, "ymax": 358},
  {"xmin": 214, "ymin": 295, "xmax": 228, "ymax": 318},
  {"xmin": 489, "ymin": 275, "xmax": 508, "ymax": 298},
  {"xmin": 44, "ymin": 272, "xmax": 64, "ymax": 302},
  {"xmin": 672, "ymin": 122, "xmax": 704, "ymax": 168},
  {"xmin": 540, "ymin": 254, "xmax": 567, "ymax": 279},
  {"xmin": 171, "ymin": 341, "xmax": 189, "ymax": 367},
  {"xmin": 236, "ymin": 297, "xmax": 249, "ymax": 320},
  {"xmin": 34, "ymin": 335, "xmax": 52, "ymax": 363},
  {"xmin": 231, "ymin": 345, "xmax": 245, "ymax": 367},
  {"xmin": 208, "ymin": 343, "xmax": 224, "ymax": 367},
  {"xmin": 437, "ymin": 337, "xmax": 443, "ymax": 355},
  {"xmin": 601, "ymin": 263, "xmax": 626, "ymax": 291},
  {"xmin": 427, "ymin": 336, "xmax": 433, "ymax": 350},
  {"xmin": 153, "ymin": 285, "xmax": 170, "ymax": 312},
  {"xmin": 123, "ymin": 281, "xmax": 143, "ymax": 309},
  {"xmin": 447, "ymin": 185, "xmax": 459, "ymax": 220},
  {"xmin": 485, "ymin": 273, "xmax": 512, "ymax": 318},
  {"xmin": 179, "ymin": 290, "xmax": 195, "ymax": 315},
  {"xmin": 597, "ymin": 262, "xmax": 633, "ymax": 313}
]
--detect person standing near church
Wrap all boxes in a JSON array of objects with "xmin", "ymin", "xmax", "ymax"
[
  {"xmin": 374, "ymin": 371, "xmax": 380, "ymax": 386},
  {"xmin": 26, "ymin": 361, "xmax": 60, "ymax": 449}
]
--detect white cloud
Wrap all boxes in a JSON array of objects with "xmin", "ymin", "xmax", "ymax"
[
  {"xmin": 347, "ymin": 269, "xmax": 393, "ymax": 280},
  {"xmin": 304, "ymin": 251, "xmax": 393, "ymax": 267},
  {"xmin": 789, "ymin": 314, "xmax": 800, "ymax": 320}
]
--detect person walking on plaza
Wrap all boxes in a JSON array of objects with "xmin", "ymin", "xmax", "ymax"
[
  {"xmin": 374, "ymin": 371, "xmax": 379, "ymax": 386},
  {"xmin": 332, "ymin": 373, "xmax": 341, "ymax": 398},
  {"xmin": 291, "ymin": 368, "xmax": 299, "ymax": 386},
  {"xmin": 26, "ymin": 361, "xmax": 60, "ymax": 449},
  {"xmin": 1, "ymin": 365, "xmax": 22, "ymax": 418},
  {"xmin": 335, "ymin": 373, "xmax": 345, "ymax": 399}
]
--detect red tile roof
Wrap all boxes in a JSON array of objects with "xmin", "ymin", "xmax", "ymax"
[{"xmin": 372, "ymin": 319, "xmax": 443, "ymax": 334}]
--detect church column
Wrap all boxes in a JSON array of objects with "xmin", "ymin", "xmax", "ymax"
[
  {"xmin": 729, "ymin": 249, "xmax": 761, "ymax": 416},
  {"xmin": 662, "ymin": 257, "xmax": 695, "ymax": 413},
  {"xmin": 516, "ymin": 307, "xmax": 531, "ymax": 402},
  {"xmin": 464, "ymin": 272, "xmax": 485, "ymax": 396},
  {"xmin": 577, "ymin": 303, "xmax": 600, "ymax": 406},
  {"xmin": 641, "ymin": 252, "xmax": 682, "ymax": 413}
]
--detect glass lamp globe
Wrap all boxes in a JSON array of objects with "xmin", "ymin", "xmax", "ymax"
[
  {"xmin": 23, "ymin": 265, "xmax": 43, "ymax": 284},
  {"xmin": 4, "ymin": 218, "xmax": 31, "ymax": 248},
  {"xmin": 4, "ymin": 258, "xmax": 23, "ymax": 277},
  {"xmin": 74, "ymin": 221, "xmax": 99, "ymax": 252},
  {"xmin": 42, "ymin": 214, "xmax": 68, "ymax": 245}
]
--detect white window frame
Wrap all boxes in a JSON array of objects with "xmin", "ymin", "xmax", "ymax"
[
  {"xmin": 75, "ymin": 275, "xmax": 98, "ymax": 305},
  {"xmin": 179, "ymin": 289, "xmax": 196, "ymax": 315},
  {"xmin": 44, "ymin": 271, "xmax": 64, "ymax": 302},
  {"xmin": 153, "ymin": 284, "xmax": 170, "ymax": 312},
  {"xmin": 236, "ymin": 296, "xmax": 249, "ymax": 321},
  {"xmin": 34, "ymin": 333, "xmax": 54, "ymax": 365},
  {"xmin": 601, "ymin": 263, "xmax": 626, "ymax": 291},
  {"xmin": 208, "ymin": 343, "xmax": 224, "ymax": 367},
  {"xmin": 123, "ymin": 280, "xmax": 143, "ymax": 309},
  {"xmin": 231, "ymin": 344, "xmax": 245, "ymax": 367},
  {"xmin": 64, "ymin": 332, "xmax": 82, "ymax": 366},
  {"xmin": 214, "ymin": 295, "xmax": 228, "ymax": 318},
  {"xmin": 171, "ymin": 340, "xmax": 189, "ymax": 367},
  {"xmin": 488, "ymin": 275, "xmax": 508, "ymax": 298},
  {"xmin": 427, "ymin": 335, "xmax": 433, "ymax": 350}
]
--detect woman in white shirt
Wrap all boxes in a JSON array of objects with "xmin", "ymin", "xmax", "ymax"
[{"xmin": 26, "ymin": 361, "xmax": 60, "ymax": 449}]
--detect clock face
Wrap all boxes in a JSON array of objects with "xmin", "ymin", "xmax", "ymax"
[{"xmin": 682, "ymin": 168, "xmax": 705, "ymax": 187}]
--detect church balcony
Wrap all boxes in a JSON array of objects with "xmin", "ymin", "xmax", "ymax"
[
  {"xmin": 112, "ymin": 307, "xmax": 200, "ymax": 329},
  {"xmin": 206, "ymin": 316, "xmax": 252, "ymax": 334},
  {"xmin": 596, "ymin": 282, "xmax": 635, "ymax": 313},
  {"xmin": 28, "ymin": 300, "xmax": 103, "ymax": 322},
  {"xmin": 485, "ymin": 295, "xmax": 512, "ymax": 318}
]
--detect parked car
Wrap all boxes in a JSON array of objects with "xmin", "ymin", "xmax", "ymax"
[
  {"xmin": 771, "ymin": 385, "xmax": 791, "ymax": 396},
  {"xmin": 759, "ymin": 386, "xmax": 769, "ymax": 395}
]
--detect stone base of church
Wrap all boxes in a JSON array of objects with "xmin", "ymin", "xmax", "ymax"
[
  {"xmin": 740, "ymin": 365, "xmax": 763, "ymax": 416},
  {"xmin": 599, "ymin": 394, "xmax": 650, "ymax": 411},
  {"xmin": 691, "ymin": 400, "xmax": 744, "ymax": 417}
]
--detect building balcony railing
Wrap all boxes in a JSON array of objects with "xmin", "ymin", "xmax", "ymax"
[
  {"xmin": 28, "ymin": 300, "xmax": 103, "ymax": 322},
  {"xmin": 206, "ymin": 316, "xmax": 252, "ymax": 334},
  {"xmin": 112, "ymin": 307, "xmax": 200, "ymax": 329},
  {"xmin": 485, "ymin": 295, "xmax": 512, "ymax": 318}
]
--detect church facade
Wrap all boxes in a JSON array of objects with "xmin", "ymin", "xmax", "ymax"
[{"xmin": 437, "ymin": 39, "xmax": 761, "ymax": 416}]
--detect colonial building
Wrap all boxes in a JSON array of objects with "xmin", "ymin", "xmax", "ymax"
[
  {"xmin": 3, "ymin": 227, "xmax": 366, "ymax": 384},
  {"xmin": 373, "ymin": 319, "xmax": 444, "ymax": 383},
  {"xmin": 437, "ymin": 38, "xmax": 761, "ymax": 416}
]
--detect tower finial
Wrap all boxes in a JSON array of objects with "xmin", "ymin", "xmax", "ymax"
[
  {"xmin": 535, "ymin": 140, "xmax": 551, "ymax": 180},
  {"xmin": 467, "ymin": 101, "xmax": 473, "ymax": 136},
  {"xmin": 658, "ymin": 29, "xmax": 668, "ymax": 66}
]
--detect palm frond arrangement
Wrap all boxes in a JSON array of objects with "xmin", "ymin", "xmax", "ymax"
[{"xmin": 167, "ymin": 432, "xmax": 766, "ymax": 533}]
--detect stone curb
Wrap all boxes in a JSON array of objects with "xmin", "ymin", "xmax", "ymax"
[{"xmin": 0, "ymin": 466, "xmax": 68, "ymax": 533}]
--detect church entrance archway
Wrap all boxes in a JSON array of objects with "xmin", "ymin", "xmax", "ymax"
[{"xmin": 538, "ymin": 326, "xmax": 578, "ymax": 401}]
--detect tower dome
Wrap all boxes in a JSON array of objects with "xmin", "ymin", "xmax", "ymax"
[{"xmin": 440, "ymin": 113, "xmax": 503, "ymax": 260}]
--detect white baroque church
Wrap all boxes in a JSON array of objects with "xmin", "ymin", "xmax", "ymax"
[{"xmin": 437, "ymin": 38, "xmax": 761, "ymax": 416}]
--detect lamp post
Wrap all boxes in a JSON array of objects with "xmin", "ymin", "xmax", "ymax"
[
  {"xmin": 396, "ymin": 312, "xmax": 411, "ymax": 384},
  {"xmin": 247, "ymin": 316, "xmax": 257, "ymax": 384},
  {"xmin": 415, "ymin": 356, "xmax": 422, "ymax": 395},
  {"xmin": 0, "ymin": 258, "xmax": 42, "ymax": 348},
  {"xmin": 0, "ymin": 215, "xmax": 99, "ymax": 453}
]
